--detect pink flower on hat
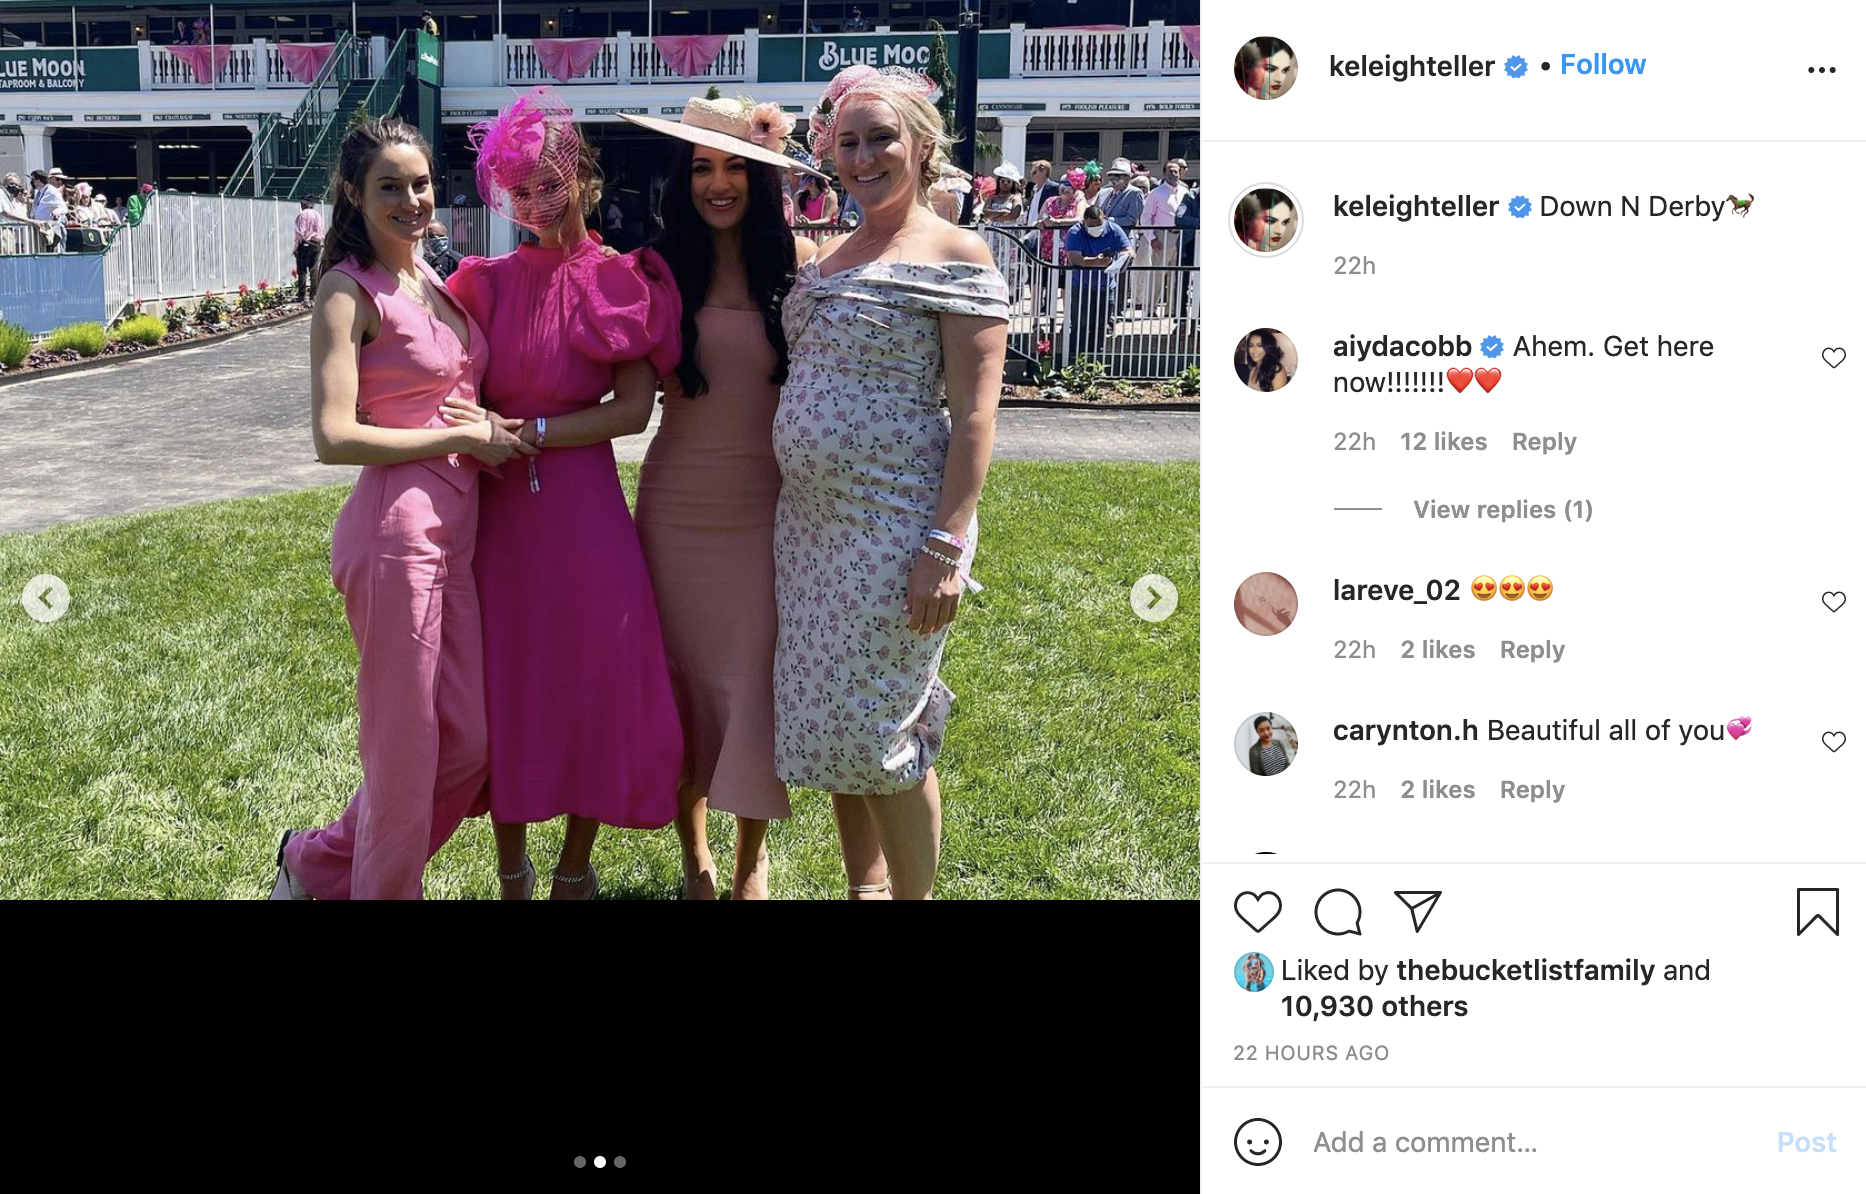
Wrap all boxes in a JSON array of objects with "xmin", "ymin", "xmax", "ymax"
[{"xmin": 747, "ymin": 102, "xmax": 795, "ymax": 153}]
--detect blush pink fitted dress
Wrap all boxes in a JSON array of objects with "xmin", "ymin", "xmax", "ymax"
[
  {"xmin": 286, "ymin": 255, "xmax": 491, "ymax": 899},
  {"xmin": 635, "ymin": 307, "xmax": 791, "ymax": 821},
  {"xmin": 447, "ymin": 237, "xmax": 685, "ymax": 828}
]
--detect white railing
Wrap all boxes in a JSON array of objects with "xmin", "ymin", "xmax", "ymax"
[
  {"xmin": 628, "ymin": 34, "xmax": 747, "ymax": 83},
  {"xmin": 500, "ymin": 35, "xmax": 749, "ymax": 86},
  {"xmin": 502, "ymin": 37, "xmax": 622, "ymax": 85},
  {"xmin": 1016, "ymin": 26, "xmax": 1147, "ymax": 78},
  {"xmin": 261, "ymin": 41, "xmax": 320, "ymax": 88},
  {"xmin": 1160, "ymin": 27, "xmax": 1199, "ymax": 75},
  {"xmin": 149, "ymin": 41, "xmax": 263, "ymax": 89}
]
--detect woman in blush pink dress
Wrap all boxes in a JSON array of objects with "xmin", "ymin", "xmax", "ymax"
[
  {"xmin": 621, "ymin": 97, "xmax": 834, "ymax": 899},
  {"xmin": 440, "ymin": 89, "xmax": 685, "ymax": 900}
]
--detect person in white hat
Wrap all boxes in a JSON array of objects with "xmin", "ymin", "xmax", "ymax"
[
  {"xmin": 30, "ymin": 168, "xmax": 68, "ymax": 251},
  {"xmin": 1095, "ymin": 158, "xmax": 1142, "ymax": 311},
  {"xmin": 981, "ymin": 161, "xmax": 1025, "ymax": 289}
]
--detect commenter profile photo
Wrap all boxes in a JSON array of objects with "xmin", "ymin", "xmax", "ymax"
[
  {"xmin": 1234, "ymin": 187, "xmax": 1300, "ymax": 255},
  {"xmin": 1235, "ymin": 37, "xmax": 1298, "ymax": 99},
  {"xmin": 1235, "ymin": 329, "xmax": 1296, "ymax": 392},
  {"xmin": 1236, "ymin": 712, "xmax": 1299, "ymax": 776}
]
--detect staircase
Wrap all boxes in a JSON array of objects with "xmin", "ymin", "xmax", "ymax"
[
  {"xmin": 224, "ymin": 33, "xmax": 411, "ymax": 202},
  {"xmin": 260, "ymin": 75, "xmax": 377, "ymax": 199}
]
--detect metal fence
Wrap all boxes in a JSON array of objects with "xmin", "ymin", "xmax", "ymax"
[
  {"xmin": 115, "ymin": 194, "xmax": 329, "ymax": 312},
  {"xmin": 983, "ymin": 223, "xmax": 1200, "ymax": 381},
  {"xmin": 435, "ymin": 206, "xmax": 492, "ymax": 260},
  {"xmin": 0, "ymin": 194, "xmax": 325, "ymax": 335}
]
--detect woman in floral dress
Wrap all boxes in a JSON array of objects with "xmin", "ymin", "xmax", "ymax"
[{"xmin": 772, "ymin": 66, "xmax": 1010, "ymax": 899}]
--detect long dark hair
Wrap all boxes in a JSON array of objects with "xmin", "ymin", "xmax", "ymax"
[
  {"xmin": 319, "ymin": 116, "xmax": 433, "ymax": 280},
  {"xmin": 1237, "ymin": 329, "xmax": 1287, "ymax": 391},
  {"xmin": 648, "ymin": 141, "xmax": 796, "ymax": 397}
]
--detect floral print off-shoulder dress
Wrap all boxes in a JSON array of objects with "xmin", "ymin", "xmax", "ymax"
[{"xmin": 771, "ymin": 259, "xmax": 1010, "ymax": 794}]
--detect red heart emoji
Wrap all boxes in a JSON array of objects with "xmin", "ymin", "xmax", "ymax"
[
  {"xmin": 1474, "ymin": 367, "xmax": 1501, "ymax": 393},
  {"xmin": 1447, "ymin": 368, "xmax": 1473, "ymax": 393}
]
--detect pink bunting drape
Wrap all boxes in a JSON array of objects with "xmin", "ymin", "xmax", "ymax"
[
  {"xmin": 533, "ymin": 37, "xmax": 606, "ymax": 83},
  {"xmin": 653, "ymin": 34, "xmax": 730, "ymax": 78},
  {"xmin": 1180, "ymin": 25, "xmax": 1201, "ymax": 62},
  {"xmin": 276, "ymin": 42, "xmax": 335, "ymax": 82},
  {"xmin": 170, "ymin": 44, "xmax": 231, "ymax": 82}
]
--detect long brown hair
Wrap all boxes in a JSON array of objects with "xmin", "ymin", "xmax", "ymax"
[{"xmin": 318, "ymin": 116, "xmax": 433, "ymax": 280}]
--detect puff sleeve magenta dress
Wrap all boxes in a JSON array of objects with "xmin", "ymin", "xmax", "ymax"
[{"xmin": 448, "ymin": 236, "xmax": 685, "ymax": 828}]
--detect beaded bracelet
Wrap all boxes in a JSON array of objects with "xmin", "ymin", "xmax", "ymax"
[
  {"xmin": 920, "ymin": 545, "xmax": 985, "ymax": 594},
  {"xmin": 528, "ymin": 416, "xmax": 548, "ymax": 494}
]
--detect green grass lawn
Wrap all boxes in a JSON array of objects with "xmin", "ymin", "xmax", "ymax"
[{"xmin": 0, "ymin": 461, "xmax": 1197, "ymax": 899}]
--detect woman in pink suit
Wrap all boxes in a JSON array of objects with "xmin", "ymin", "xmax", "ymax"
[
  {"xmin": 272, "ymin": 117, "xmax": 536, "ymax": 900},
  {"xmin": 441, "ymin": 89, "xmax": 686, "ymax": 900}
]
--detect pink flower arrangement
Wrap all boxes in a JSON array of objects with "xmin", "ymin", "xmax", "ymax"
[
  {"xmin": 238, "ymin": 283, "xmax": 249, "ymax": 295},
  {"xmin": 258, "ymin": 280, "xmax": 269, "ymax": 290},
  {"xmin": 1037, "ymin": 339, "xmax": 1053, "ymax": 356},
  {"xmin": 747, "ymin": 102, "xmax": 795, "ymax": 152},
  {"xmin": 166, "ymin": 299, "xmax": 176, "ymax": 308}
]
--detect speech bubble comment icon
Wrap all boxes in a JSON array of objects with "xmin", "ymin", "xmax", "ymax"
[{"xmin": 1314, "ymin": 888, "xmax": 1363, "ymax": 935}]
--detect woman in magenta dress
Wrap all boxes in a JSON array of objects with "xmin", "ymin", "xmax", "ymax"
[{"xmin": 441, "ymin": 89, "xmax": 685, "ymax": 899}]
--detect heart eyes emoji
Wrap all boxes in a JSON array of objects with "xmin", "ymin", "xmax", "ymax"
[{"xmin": 1474, "ymin": 575, "xmax": 1553, "ymax": 602}]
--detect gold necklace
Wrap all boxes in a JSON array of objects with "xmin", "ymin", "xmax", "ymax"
[{"xmin": 395, "ymin": 270, "xmax": 435, "ymax": 312}]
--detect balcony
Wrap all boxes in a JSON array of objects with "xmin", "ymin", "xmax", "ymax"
[
  {"xmin": 145, "ymin": 39, "xmax": 361, "ymax": 90},
  {"xmin": 12, "ymin": 22, "xmax": 1196, "ymax": 99},
  {"xmin": 499, "ymin": 34, "xmax": 749, "ymax": 86}
]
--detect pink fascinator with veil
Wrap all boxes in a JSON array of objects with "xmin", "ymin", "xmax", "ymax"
[
  {"xmin": 1065, "ymin": 168, "xmax": 1087, "ymax": 190},
  {"xmin": 807, "ymin": 64, "xmax": 940, "ymax": 161},
  {"xmin": 468, "ymin": 87, "xmax": 582, "ymax": 228}
]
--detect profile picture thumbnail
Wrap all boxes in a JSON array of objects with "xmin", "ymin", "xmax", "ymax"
[
  {"xmin": 1236, "ymin": 712, "xmax": 1298, "ymax": 777},
  {"xmin": 1235, "ymin": 328, "xmax": 1296, "ymax": 392},
  {"xmin": 1235, "ymin": 572, "xmax": 1298, "ymax": 636},
  {"xmin": 1235, "ymin": 37, "xmax": 1299, "ymax": 100},
  {"xmin": 1235, "ymin": 952, "xmax": 1275, "ymax": 992},
  {"xmin": 1234, "ymin": 187, "xmax": 1300, "ymax": 255}
]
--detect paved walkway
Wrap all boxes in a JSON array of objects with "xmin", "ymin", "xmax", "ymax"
[{"xmin": 0, "ymin": 318, "xmax": 1198, "ymax": 534}]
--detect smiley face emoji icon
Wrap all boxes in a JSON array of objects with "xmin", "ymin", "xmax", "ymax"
[
  {"xmin": 1472, "ymin": 575, "xmax": 1497, "ymax": 601},
  {"xmin": 1235, "ymin": 1118, "xmax": 1283, "ymax": 1166},
  {"xmin": 1499, "ymin": 575, "xmax": 1525, "ymax": 601},
  {"xmin": 1528, "ymin": 575, "xmax": 1553, "ymax": 601}
]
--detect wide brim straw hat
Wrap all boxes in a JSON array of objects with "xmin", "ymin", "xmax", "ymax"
[{"xmin": 616, "ymin": 97, "xmax": 826, "ymax": 178}]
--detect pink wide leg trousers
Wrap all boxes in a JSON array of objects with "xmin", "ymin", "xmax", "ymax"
[{"xmin": 286, "ymin": 461, "xmax": 491, "ymax": 899}]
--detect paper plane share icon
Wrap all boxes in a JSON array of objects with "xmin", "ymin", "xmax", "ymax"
[{"xmin": 1394, "ymin": 890, "xmax": 1442, "ymax": 933}]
